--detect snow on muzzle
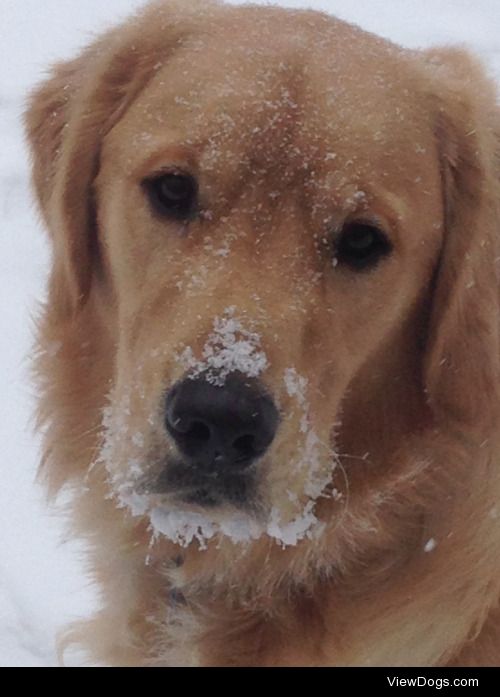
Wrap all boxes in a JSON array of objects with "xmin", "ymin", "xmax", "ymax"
[
  {"xmin": 98, "ymin": 308, "xmax": 338, "ymax": 548},
  {"xmin": 161, "ymin": 308, "xmax": 278, "ymax": 507}
]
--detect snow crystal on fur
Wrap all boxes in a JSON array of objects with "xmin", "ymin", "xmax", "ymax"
[
  {"xmin": 148, "ymin": 504, "xmax": 323, "ymax": 549},
  {"xmin": 284, "ymin": 367, "xmax": 336, "ymax": 499},
  {"xmin": 177, "ymin": 306, "xmax": 269, "ymax": 386},
  {"xmin": 98, "ymin": 359, "xmax": 334, "ymax": 549}
]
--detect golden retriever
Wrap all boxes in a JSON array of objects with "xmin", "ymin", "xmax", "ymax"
[{"xmin": 25, "ymin": 0, "xmax": 500, "ymax": 666}]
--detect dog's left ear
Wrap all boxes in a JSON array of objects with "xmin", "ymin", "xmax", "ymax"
[{"xmin": 422, "ymin": 48, "xmax": 500, "ymax": 436}]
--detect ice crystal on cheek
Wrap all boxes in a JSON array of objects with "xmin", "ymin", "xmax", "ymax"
[
  {"xmin": 424, "ymin": 537, "xmax": 437, "ymax": 553},
  {"xmin": 99, "ymin": 396, "xmax": 152, "ymax": 517},
  {"xmin": 284, "ymin": 367, "xmax": 308, "ymax": 408},
  {"xmin": 283, "ymin": 367, "xmax": 337, "ymax": 505}
]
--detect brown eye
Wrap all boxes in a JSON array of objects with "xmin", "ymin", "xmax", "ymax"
[
  {"xmin": 144, "ymin": 172, "xmax": 198, "ymax": 220},
  {"xmin": 334, "ymin": 221, "xmax": 392, "ymax": 270}
]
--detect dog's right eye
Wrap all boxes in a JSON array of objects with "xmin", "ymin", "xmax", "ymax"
[{"xmin": 143, "ymin": 172, "xmax": 198, "ymax": 221}]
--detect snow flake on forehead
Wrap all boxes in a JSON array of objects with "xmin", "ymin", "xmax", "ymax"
[{"xmin": 177, "ymin": 307, "xmax": 269, "ymax": 386}]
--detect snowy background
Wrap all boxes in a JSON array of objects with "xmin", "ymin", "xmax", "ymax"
[{"xmin": 1, "ymin": 0, "xmax": 499, "ymax": 667}]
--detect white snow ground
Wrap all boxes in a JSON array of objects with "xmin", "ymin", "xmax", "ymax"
[{"xmin": 1, "ymin": 0, "xmax": 499, "ymax": 667}]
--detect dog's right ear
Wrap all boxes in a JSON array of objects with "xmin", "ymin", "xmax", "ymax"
[
  {"xmin": 25, "ymin": 48, "xmax": 95, "ymax": 316},
  {"xmin": 24, "ymin": 23, "xmax": 170, "ymax": 317},
  {"xmin": 24, "ymin": 1, "xmax": 212, "ymax": 317}
]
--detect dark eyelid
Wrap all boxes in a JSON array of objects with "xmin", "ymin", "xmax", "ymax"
[
  {"xmin": 142, "ymin": 165, "xmax": 193, "ymax": 183},
  {"xmin": 332, "ymin": 214, "xmax": 389, "ymax": 242}
]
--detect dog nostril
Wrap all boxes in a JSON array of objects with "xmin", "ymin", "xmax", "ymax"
[
  {"xmin": 232, "ymin": 434, "xmax": 257, "ymax": 459},
  {"xmin": 185, "ymin": 420, "xmax": 211, "ymax": 444}
]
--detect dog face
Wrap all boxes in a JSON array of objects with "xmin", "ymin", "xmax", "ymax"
[
  {"xmin": 94, "ymin": 8, "xmax": 447, "ymax": 544},
  {"xmin": 27, "ymin": 1, "xmax": 500, "ymax": 565}
]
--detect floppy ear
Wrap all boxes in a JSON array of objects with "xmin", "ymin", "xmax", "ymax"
[
  {"xmin": 24, "ymin": 1, "xmax": 203, "ymax": 316},
  {"xmin": 422, "ymin": 49, "xmax": 500, "ymax": 436}
]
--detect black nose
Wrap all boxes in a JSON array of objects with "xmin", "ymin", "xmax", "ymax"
[{"xmin": 165, "ymin": 372, "xmax": 279, "ymax": 471}]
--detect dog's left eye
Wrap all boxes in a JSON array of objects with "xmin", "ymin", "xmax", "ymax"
[
  {"xmin": 334, "ymin": 221, "xmax": 392, "ymax": 271},
  {"xmin": 143, "ymin": 172, "xmax": 198, "ymax": 221}
]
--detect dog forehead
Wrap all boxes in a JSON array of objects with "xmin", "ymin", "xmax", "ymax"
[
  {"xmin": 105, "ymin": 8, "xmax": 435, "ymax": 207},
  {"xmin": 132, "ymin": 14, "xmax": 420, "ymax": 130}
]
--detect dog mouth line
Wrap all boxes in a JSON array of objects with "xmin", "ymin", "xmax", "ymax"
[
  {"xmin": 161, "ymin": 484, "xmax": 238, "ymax": 510},
  {"xmin": 114, "ymin": 457, "xmax": 329, "ymax": 549},
  {"xmin": 134, "ymin": 457, "xmax": 259, "ymax": 509}
]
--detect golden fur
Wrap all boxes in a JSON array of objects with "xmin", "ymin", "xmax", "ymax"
[{"xmin": 25, "ymin": 0, "xmax": 500, "ymax": 666}]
